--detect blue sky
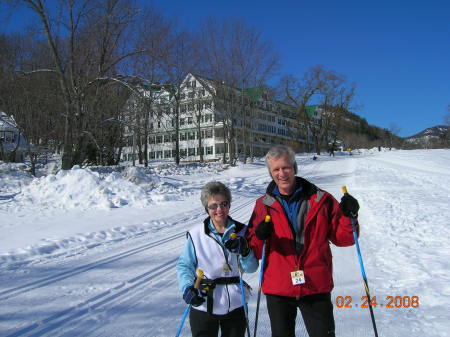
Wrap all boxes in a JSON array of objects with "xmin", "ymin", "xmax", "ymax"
[{"xmin": 2, "ymin": 0, "xmax": 449, "ymax": 137}]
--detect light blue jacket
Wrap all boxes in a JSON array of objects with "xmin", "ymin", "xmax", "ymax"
[{"xmin": 177, "ymin": 217, "xmax": 259, "ymax": 293}]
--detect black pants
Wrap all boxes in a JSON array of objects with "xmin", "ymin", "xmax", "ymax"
[
  {"xmin": 266, "ymin": 293, "xmax": 335, "ymax": 337},
  {"xmin": 189, "ymin": 306, "xmax": 247, "ymax": 337}
]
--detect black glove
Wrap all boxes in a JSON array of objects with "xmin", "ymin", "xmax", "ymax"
[
  {"xmin": 340, "ymin": 194, "xmax": 360, "ymax": 218},
  {"xmin": 255, "ymin": 219, "xmax": 274, "ymax": 240},
  {"xmin": 224, "ymin": 236, "xmax": 250, "ymax": 256},
  {"xmin": 183, "ymin": 286, "xmax": 205, "ymax": 307}
]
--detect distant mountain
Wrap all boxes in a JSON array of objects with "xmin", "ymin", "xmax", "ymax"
[{"xmin": 404, "ymin": 125, "xmax": 449, "ymax": 145}]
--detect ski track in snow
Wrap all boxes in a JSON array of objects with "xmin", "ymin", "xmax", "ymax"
[{"xmin": 0, "ymin": 149, "xmax": 449, "ymax": 336}]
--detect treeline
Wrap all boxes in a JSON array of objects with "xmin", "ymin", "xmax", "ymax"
[{"xmin": 0, "ymin": 0, "xmax": 405, "ymax": 169}]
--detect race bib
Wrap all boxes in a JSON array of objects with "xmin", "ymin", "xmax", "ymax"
[{"xmin": 291, "ymin": 270, "xmax": 305, "ymax": 285}]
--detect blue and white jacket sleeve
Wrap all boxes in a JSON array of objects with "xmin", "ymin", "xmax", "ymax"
[{"xmin": 176, "ymin": 235, "xmax": 197, "ymax": 294}]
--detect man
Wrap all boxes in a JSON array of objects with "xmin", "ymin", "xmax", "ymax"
[{"xmin": 247, "ymin": 145, "xmax": 360, "ymax": 337}]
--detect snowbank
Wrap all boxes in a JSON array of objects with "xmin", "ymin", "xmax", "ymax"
[{"xmin": 12, "ymin": 166, "xmax": 152, "ymax": 210}]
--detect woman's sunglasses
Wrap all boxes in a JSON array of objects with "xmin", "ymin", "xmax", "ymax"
[{"xmin": 207, "ymin": 201, "xmax": 230, "ymax": 210}]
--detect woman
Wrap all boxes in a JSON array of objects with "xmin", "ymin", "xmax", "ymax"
[{"xmin": 177, "ymin": 181, "xmax": 258, "ymax": 337}]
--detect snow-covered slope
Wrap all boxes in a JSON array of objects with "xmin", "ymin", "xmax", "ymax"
[{"xmin": 0, "ymin": 149, "xmax": 448, "ymax": 336}]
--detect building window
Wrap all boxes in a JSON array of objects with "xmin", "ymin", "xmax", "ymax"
[
  {"xmin": 204, "ymin": 114, "xmax": 212, "ymax": 123},
  {"xmin": 206, "ymin": 146, "xmax": 213, "ymax": 155},
  {"xmin": 188, "ymin": 147, "xmax": 196, "ymax": 156},
  {"xmin": 156, "ymin": 135, "xmax": 162, "ymax": 143},
  {"xmin": 164, "ymin": 150, "xmax": 172, "ymax": 158},
  {"xmin": 180, "ymin": 118, "xmax": 185, "ymax": 126},
  {"xmin": 180, "ymin": 132, "xmax": 187, "ymax": 141},
  {"xmin": 188, "ymin": 117, "xmax": 193, "ymax": 124}
]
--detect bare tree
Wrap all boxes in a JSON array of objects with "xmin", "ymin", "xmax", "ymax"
[
  {"xmin": 0, "ymin": 31, "xmax": 65, "ymax": 166},
  {"xmin": 125, "ymin": 6, "xmax": 175, "ymax": 166},
  {"xmin": 159, "ymin": 29, "xmax": 201, "ymax": 165},
  {"xmin": 228, "ymin": 19, "xmax": 279, "ymax": 162},
  {"xmin": 322, "ymin": 82, "xmax": 357, "ymax": 155},
  {"xmin": 280, "ymin": 65, "xmax": 357, "ymax": 155},
  {"xmin": 279, "ymin": 66, "xmax": 324, "ymax": 152},
  {"xmin": 2, "ymin": 0, "xmax": 153, "ymax": 169},
  {"xmin": 197, "ymin": 18, "xmax": 279, "ymax": 164},
  {"xmin": 385, "ymin": 123, "xmax": 401, "ymax": 150}
]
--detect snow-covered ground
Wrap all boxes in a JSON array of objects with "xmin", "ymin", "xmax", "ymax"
[{"xmin": 0, "ymin": 149, "xmax": 448, "ymax": 336}]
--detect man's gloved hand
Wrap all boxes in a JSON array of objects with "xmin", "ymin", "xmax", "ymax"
[
  {"xmin": 255, "ymin": 219, "xmax": 274, "ymax": 240},
  {"xmin": 183, "ymin": 286, "xmax": 205, "ymax": 307},
  {"xmin": 224, "ymin": 236, "xmax": 250, "ymax": 256},
  {"xmin": 340, "ymin": 194, "xmax": 360, "ymax": 218}
]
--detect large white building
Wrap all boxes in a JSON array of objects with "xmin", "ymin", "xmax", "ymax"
[{"xmin": 121, "ymin": 73, "xmax": 310, "ymax": 163}]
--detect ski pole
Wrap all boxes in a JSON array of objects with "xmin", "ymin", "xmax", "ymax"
[
  {"xmin": 253, "ymin": 215, "xmax": 271, "ymax": 337},
  {"xmin": 175, "ymin": 269, "xmax": 204, "ymax": 337},
  {"xmin": 342, "ymin": 186, "xmax": 379, "ymax": 337},
  {"xmin": 231, "ymin": 233, "xmax": 251, "ymax": 337}
]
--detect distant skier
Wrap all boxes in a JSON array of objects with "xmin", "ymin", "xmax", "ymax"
[
  {"xmin": 328, "ymin": 145, "xmax": 335, "ymax": 157},
  {"xmin": 247, "ymin": 145, "xmax": 360, "ymax": 337},
  {"xmin": 177, "ymin": 181, "xmax": 258, "ymax": 337}
]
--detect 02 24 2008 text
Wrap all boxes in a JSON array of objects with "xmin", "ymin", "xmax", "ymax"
[{"xmin": 335, "ymin": 296, "xmax": 419, "ymax": 309}]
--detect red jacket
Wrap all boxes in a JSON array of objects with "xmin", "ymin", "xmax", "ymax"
[{"xmin": 247, "ymin": 177, "xmax": 357, "ymax": 298}]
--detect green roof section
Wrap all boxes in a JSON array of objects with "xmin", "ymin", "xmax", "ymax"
[
  {"xmin": 305, "ymin": 105, "xmax": 318, "ymax": 117},
  {"xmin": 243, "ymin": 86, "xmax": 265, "ymax": 102}
]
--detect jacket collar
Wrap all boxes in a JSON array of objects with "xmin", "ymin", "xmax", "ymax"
[{"xmin": 202, "ymin": 216, "xmax": 245, "ymax": 235}]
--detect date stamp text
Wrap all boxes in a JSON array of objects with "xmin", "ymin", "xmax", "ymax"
[{"xmin": 335, "ymin": 296, "xmax": 419, "ymax": 308}]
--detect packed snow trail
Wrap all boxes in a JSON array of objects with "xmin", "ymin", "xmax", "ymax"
[{"xmin": 0, "ymin": 150, "xmax": 449, "ymax": 336}]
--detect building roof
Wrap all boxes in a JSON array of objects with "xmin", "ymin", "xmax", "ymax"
[{"xmin": 0, "ymin": 111, "xmax": 19, "ymax": 132}]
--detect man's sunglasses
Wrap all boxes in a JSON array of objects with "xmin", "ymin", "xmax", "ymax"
[{"xmin": 207, "ymin": 201, "xmax": 230, "ymax": 210}]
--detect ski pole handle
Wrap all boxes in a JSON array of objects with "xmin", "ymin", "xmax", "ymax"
[
  {"xmin": 342, "ymin": 186, "xmax": 359, "ymax": 220},
  {"xmin": 194, "ymin": 269, "xmax": 204, "ymax": 289},
  {"xmin": 264, "ymin": 215, "xmax": 271, "ymax": 223}
]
